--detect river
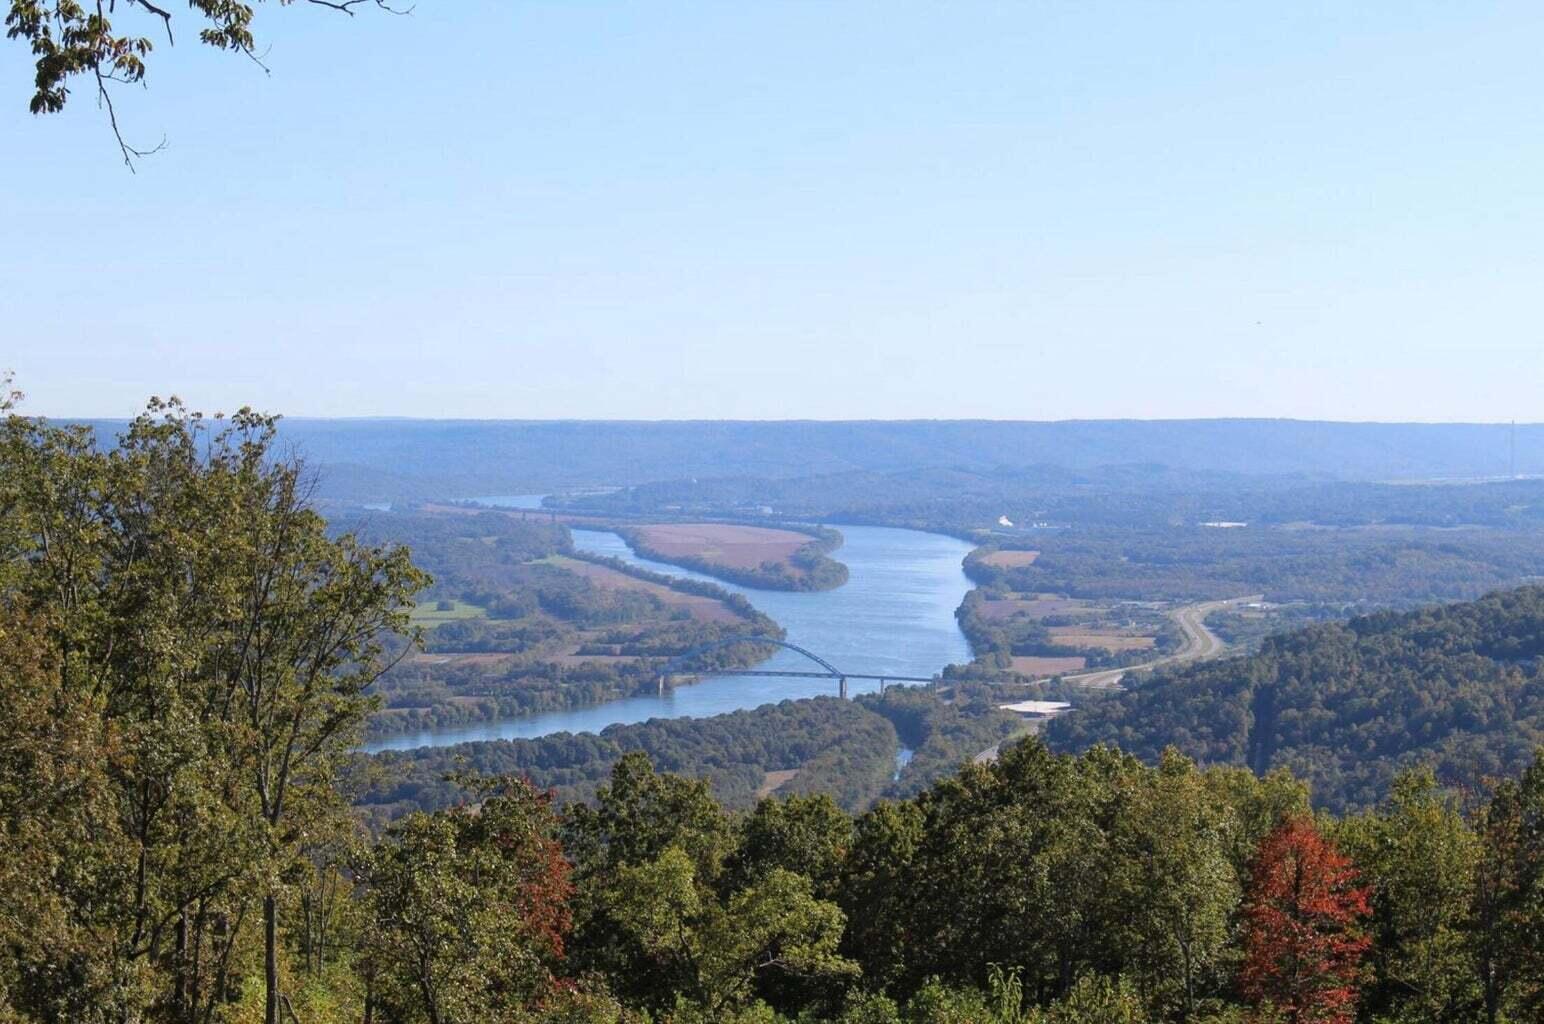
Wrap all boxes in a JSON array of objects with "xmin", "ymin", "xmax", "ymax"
[{"xmin": 364, "ymin": 514, "xmax": 974, "ymax": 752}]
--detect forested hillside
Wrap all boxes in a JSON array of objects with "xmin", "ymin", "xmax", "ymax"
[
  {"xmin": 559, "ymin": 465, "xmax": 1544, "ymax": 533},
  {"xmin": 966, "ymin": 527, "xmax": 1544, "ymax": 607},
  {"xmin": 354, "ymin": 688, "xmax": 1020, "ymax": 826},
  {"xmin": 1046, "ymin": 587, "xmax": 1544, "ymax": 810}
]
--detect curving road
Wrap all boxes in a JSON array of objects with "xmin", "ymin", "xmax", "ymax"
[
  {"xmin": 1056, "ymin": 594, "xmax": 1259, "ymax": 691},
  {"xmin": 973, "ymin": 595, "xmax": 1258, "ymax": 763}
]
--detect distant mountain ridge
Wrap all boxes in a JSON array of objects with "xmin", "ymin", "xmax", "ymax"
[{"xmin": 73, "ymin": 417, "xmax": 1543, "ymax": 500}]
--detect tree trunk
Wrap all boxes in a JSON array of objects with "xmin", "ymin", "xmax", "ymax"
[
  {"xmin": 265, "ymin": 894, "xmax": 280, "ymax": 1024},
  {"xmin": 1180, "ymin": 938, "xmax": 1195, "ymax": 1020},
  {"xmin": 175, "ymin": 906, "xmax": 189, "ymax": 1022},
  {"xmin": 300, "ymin": 895, "xmax": 310, "ymax": 975}
]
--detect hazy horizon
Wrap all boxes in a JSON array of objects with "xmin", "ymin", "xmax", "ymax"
[{"xmin": 54, "ymin": 411, "xmax": 1543, "ymax": 427}]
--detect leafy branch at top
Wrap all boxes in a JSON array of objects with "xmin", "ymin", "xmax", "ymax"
[{"xmin": 5, "ymin": 0, "xmax": 411, "ymax": 169}]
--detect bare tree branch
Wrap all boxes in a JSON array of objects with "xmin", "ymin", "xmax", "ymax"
[
  {"xmin": 305, "ymin": 0, "xmax": 414, "ymax": 16},
  {"xmin": 94, "ymin": 65, "xmax": 167, "ymax": 172},
  {"xmin": 125, "ymin": 0, "xmax": 175, "ymax": 44}
]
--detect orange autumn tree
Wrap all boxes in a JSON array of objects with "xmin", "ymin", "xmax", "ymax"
[{"xmin": 1240, "ymin": 815, "xmax": 1371, "ymax": 1024}]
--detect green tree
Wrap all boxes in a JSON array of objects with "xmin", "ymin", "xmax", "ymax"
[
  {"xmin": 1336, "ymin": 769, "xmax": 1481, "ymax": 1024},
  {"xmin": 0, "ymin": 611, "xmax": 141, "ymax": 1020},
  {"xmin": 607, "ymin": 846, "xmax": 856, "ymax": 1019},
  {"xmin": 1, "ymin": 397, "xmax": 262, "ymax": 1023},
  {"xmin": 360, "ymin": 776, "xmax": 573, "ymax": 1024},
  {"xmin": 0, "ymin": 392, "xmax": 425, "ymax": 1024},
  {"xmin": 728, "ymin": 792, "xmax": 854, "ymax": 896},
  {"xmin": 564, "ymin": 753, "xmax": 736, "ymax": 1010},
  {"xmin": 836, "ymin": 799, "xmax": 925, "ymax": 991},
  {"xmin": 1111, "ymin": 750, "xmax": 1240, "ymax": 1020},
  {"xmin": 1471, "ymin": 750, "xmax": 1544, "ymax": 1023},
  {"xmin": 886, "ymin": 740, "xmax": 1134, "ymax": 999},
  {"xmin": 1200, "ymin": 765, "xmax": 1311, "ymax": 886},
  {"xmin": 181, "ymin": 406, "xmax": 424, "ymax": 1024}
]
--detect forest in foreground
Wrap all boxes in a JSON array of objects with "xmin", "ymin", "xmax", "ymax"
[{"xmin": 7, "ymin": 395, "xmax": 1544, "ymax": 1024}]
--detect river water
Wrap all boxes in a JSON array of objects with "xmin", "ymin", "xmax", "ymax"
[{"xmin": 364, "ymin": 517, "xmax": 974, "ymax": 752}]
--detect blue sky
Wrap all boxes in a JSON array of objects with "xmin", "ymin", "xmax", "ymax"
[{"xmin": 4, "ymin": 2, "xmax": 1542, "ymax": 421}]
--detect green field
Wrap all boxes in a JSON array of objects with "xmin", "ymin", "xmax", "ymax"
[{"xmin": 407, "ymin": 598, "xmax": 488, "ymax": 624}]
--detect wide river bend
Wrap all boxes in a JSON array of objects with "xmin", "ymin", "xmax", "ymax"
[{"xmin": 365, "ymin": 522, "xmax": 974, "ymax": 752}]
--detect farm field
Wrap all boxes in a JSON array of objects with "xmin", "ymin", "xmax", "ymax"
[
  {"xmin": 554, "ymin": 649, "xmax": 646, "ymax": 666},
  {"xmin": 629, "ymin": 523, "xmax": 813, "ymax": 570},
  {"xmin": 548, "ymin": 554, "xmax": 745, "ymax": 624},
  {"xmin": 980, "ymin": 549, "xmax": 1040, "ymax": 568},
  {"xmin": 406, "ymin": 651, "xmax": 515, "ymax": 668},
  {"xmin": 408, "ymin": 598, "xmax": 487, "ymax": 624},
  {"xmin": 614, "ymin": 522, "xmax": 851, "ymax": 591},
  {"xmin": 1046, "ymin": 627, "xmax": 1156, "ymax": 652},
  {"xmin": 1010, "ymin": 655, "xmax": 1088, "ymax": 677},
  {"xmin": 974, "ymin": 595, "xmax": 1094, "ymax": 622},
  {"xmin": 955, "ymin": 577, "xmax": 1186, "ymax": 684}
]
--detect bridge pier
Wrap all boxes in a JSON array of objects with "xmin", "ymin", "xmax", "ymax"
[
  {"xmin": 657, "ymin": 674, "xmax": 665, "ymax": 696},
  {"xmin": 839, "ymin": 676, "xmax": 848, "ymax": 699}
]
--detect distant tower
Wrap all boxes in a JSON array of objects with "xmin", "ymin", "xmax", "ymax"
[{"xmin": 1512, "ymin": 420, "xmax": 1518, "ymax": 479}]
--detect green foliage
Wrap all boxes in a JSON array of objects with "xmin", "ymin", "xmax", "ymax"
[
  {"xmin": 1335, "ymin": 769, "xmax": 1483, "ymax": 1023},
  {"xmin": 0, "ymin": 396, "xmax": 424, "ymax": 1024},
  {"xmin": 1033, "ymin": 974, "xmax": 1150, "ymax": 1024},
  {"xmin": 825, "ymin": 992, "xmax": 902, "ymax": 1024},
  {"xmin": 963, "ymin": 524, "xmax": 1544, "ymax": 606},
  {"xmin": 564, "ymin": 756, "xmax": 855, "ymax": 1018},
  {"xmin": 1109, "ymin": 750, "xmax": 1240, "ymax": 1018},
  {"xmin": 860, "ymin": 686, "xmax": 1024, "ymax": 801},
  {"xmin": 1047, "ymin": 586, "xmax": 1544, "ymax": 811},
  {"xmin": 904, "ymin": 980, "xmax": 1001, "ymax": 1023},
  {"xmin": 357, "ymin": 684, "xmax": 1023, "ymax": 827},
  {"xmin": 359, "ymin": 777, "xmax": 572, "ymax": 1023},
  {"xmin": 611, "ymin": 853, "xmax": 855, "ymax": 1016},
  {"xmin": 729, "ymin": 793, "xmax": 854, "ymax": 897},
  {"xmin": 362, "ymin": 696, "xmax": 899, "ymax": 822},
  {"xmin": 1473, "ymin": 754, "xmax": 1544, "ymax": 1020}
]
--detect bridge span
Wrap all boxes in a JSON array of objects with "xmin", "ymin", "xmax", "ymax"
[{"xmin": 656, "ymin": 637, "xmax": 936, "ymax": 699}]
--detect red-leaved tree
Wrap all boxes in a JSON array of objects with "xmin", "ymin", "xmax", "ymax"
[{"xmin": 1240, "ymin": 815, "xmax": 1371, "ymax": 1024}]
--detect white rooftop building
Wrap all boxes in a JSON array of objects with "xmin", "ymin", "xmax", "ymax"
[{"xmin": 998, "ymin": 700, "xmax": 1073, "ymax": 718}]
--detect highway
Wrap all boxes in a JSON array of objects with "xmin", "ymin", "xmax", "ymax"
[
  {"xmin": 1056, "ymin": 594, "xmax": 1258, "ymax": 691},
  {"xmin": 973, "ymin": 594, "xmax": 1258, "ymax": 764}
]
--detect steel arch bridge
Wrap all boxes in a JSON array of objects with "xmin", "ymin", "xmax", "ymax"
[{"xmin": 656, "ymin": 636, "xmax": 935, "ymax": 699}]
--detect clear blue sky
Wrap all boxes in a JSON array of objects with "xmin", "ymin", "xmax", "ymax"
[{"xmin": 4, "ymin": 2, "xmax": 1541, "ymax": 421}]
